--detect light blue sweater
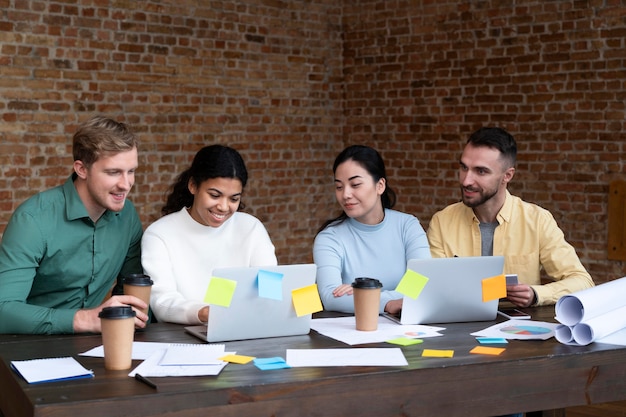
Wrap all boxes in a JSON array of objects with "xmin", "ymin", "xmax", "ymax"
[{"xmin": 313, "ymin": 209, "xmax": 431, "ymax": 313}]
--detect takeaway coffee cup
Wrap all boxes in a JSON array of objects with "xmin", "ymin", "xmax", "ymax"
[
  {"xmin": 122, "ymin": 273, "xmax": 153, "ymax": 316},
  {"xmin": 352, "ymin": 277, "xmax": 383, "ymax": 331},
  {"xmin": 99, "ymin": 306, "xmax": 136, "ymax": 370}
]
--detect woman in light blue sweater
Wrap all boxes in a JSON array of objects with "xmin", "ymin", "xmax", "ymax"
[{"xmin": 313, "ymin": 145, "xmax": 431, "ymax": 315}]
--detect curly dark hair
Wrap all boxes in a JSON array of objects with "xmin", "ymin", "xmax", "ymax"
[{"xmin": 161, "ymin": 145, "xmax": 248, "ymax": 216}]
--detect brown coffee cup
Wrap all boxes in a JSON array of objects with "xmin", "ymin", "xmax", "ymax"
[
  {"xmin": 99, "ymin": 306, "xmax": 136, "ymax": 370},
  {"xmin": 122, "ymin": 273, "xmax": 153, "ymax": 316},
  {"xmin": 352, "ymin": 277, "xmax": 383, "ymax": 331}
]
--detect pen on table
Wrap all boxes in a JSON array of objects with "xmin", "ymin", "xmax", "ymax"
[{"xmin": 135, "ymin": 373, "xmax": 157, "ymax": 390}]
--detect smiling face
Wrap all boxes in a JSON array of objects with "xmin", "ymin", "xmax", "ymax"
[
  {"xmin": 73, "ymin": 147, "xmax": 138, "ymax": 221},
  {"xmin": 187, "ymin": 177, "xmax": 243, "ymax": 227},
  {"xmin": 458, "ymin": 143, "xmax": 514, "ymax": 210},
  {"xmin": 334, "ymin": 159, "xmax": 386, "ymax": 225}
]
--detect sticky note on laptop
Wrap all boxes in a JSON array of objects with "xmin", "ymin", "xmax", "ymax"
[
  {"xmin": 395, "ymin": 269, "xmax": 429, "ymax": 299},
  {"xmin": 481, "ymin": 274, "xmax": 506, "ymax": 302},
  {"xmin": 258, "ymin": 269, "xmax": 284, "ymax": 301},
  {"xmin": 204, "ymin": 277, "xmax": 237, "ymax": 307},
  {"xmin": 291, "ymin": 284, "xmax": 323, "ymax": 316}
]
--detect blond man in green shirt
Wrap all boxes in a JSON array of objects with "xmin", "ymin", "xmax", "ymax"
[
  {"xmin": 0, "ymin": 116, "xmax": 148, "ymax": 334},
  {"xmin": 427, "ymin": 127, "xmax": 594, "ymax": 307}
]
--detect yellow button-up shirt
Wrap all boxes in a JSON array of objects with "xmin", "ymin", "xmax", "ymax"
[{"xmin": 427, "ymin": 190, "xmax": 594, "ymax": 306}]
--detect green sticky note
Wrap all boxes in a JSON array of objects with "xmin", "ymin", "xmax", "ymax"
[
  {"xmin": 395, "ymin": 269, "xmax": 429, "ymax": 299},
  {"xmin": 386, "ymin": 337, "xmax": 424, "ymax": 346},
  {"xmin": 204, "ymin": 276, "xmax": 237, "ymax": 307}
]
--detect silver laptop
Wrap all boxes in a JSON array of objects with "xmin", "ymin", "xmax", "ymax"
[
  {"xmin": 387, "ymin": 256, "xmax": 505, "ymax": 325},
  {"xmin": 185, "ymin": 264, "xmax": 317, "ymax": 342}
]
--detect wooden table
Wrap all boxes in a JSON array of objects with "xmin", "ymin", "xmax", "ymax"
[{"xmin": 1, "ymin": 307, "xmax": 625, "ymax": 417}]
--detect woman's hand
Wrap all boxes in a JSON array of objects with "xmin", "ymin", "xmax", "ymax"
[
  {"xmin": 384, "ymin": 299, "xmax": 403, "ymax": 315},
  {"xmin": 198, "ymin": 306, "xmax": 210, "ymax": 323},
  {"xmin": 332, "ymin": 284, "xmax": 353, "ymax": 298}
]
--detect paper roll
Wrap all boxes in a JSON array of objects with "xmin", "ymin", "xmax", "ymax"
[
  {"xmin": 571, "ymin": 305, "xmax": 626, "ymax": 346},
  {"xmin": 555, "ymin": 324, "xmax": 574, "ymax": 344},
  {"xmin": 555, "ymin": 277, "xmax": 626, "ymax": 326}
]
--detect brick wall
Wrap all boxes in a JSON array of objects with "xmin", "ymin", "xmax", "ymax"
[
  {"xmin": 342, "ymin": 0, "xmax": 626, "ymax": 283},
  {"xmin": 1, "ymin": 0, "xmax": 625, "ymax": 283},
  {"xmin": 0, "ymin": 0, "xmax": 344, "ymax": 265}
]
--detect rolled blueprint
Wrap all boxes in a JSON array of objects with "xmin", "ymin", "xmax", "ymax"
[
  {"xmin": 571, "ymin": 305, "xmax": 626, "ymax": 346},
  {"xmin": 554, "ymin": 324, "xmax": 574, "ymax": 344},
  {"xmin": 555, "ymin": 277, "xmax": 626, "ymax": 326}
]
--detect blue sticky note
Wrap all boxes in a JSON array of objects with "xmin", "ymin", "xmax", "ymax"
[
  {"xmin": 253, "ymin": 357, "xmax": 290, "ymax": 370},
  {"xmin": 258, "ymin": 270, "xmax": 284, "ymax": 301},
  {"xmin": 253, "ymin": 357, "xmax": 285, "ymax": 365},
  {"xmin": 476, "ymin": 337, "xmax": 508, "ymax": 344}
]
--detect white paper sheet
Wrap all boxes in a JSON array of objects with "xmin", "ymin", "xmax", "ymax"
[
  {"xmin": 570, "ymin": 305, "xmax": 626, "ymax": 345},
  {"xmin": 159, "ymin": 344, "xmax": 226, "ymax": 366},
  {"xmin": 128, "ymin": 349, "xmax": 231, "ymax": 377},
  {"xmin": 310, "ymin": 316, "xmax": 444, "ymax": 345},
  {"xmin": 286, "ymin": 348, "xmax": 408, "ymax": 367},
  {"xmin": 595, "ymin": 327, "xmax": 626, "ymax": 347},
  {"xmin": 80, "ymin": 341, "xmax": 174, "ymax": 360},
  {"xmin": 471, "ymin": 320, "xmax": 558, "ymax": 340}
]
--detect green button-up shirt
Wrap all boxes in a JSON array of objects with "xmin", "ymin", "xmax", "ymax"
[{"xmin": 0, "ymin": 175, "xmax": 143, "ymax": 334}]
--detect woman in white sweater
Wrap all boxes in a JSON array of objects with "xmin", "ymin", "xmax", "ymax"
[{"xmin": 141, "ymin": 145, "xmax": 277, "ymax": 324}]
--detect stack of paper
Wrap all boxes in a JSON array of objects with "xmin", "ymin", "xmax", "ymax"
[{"xmin": 11, "ymin": 357, "xmax": 93, "ymax": 384}]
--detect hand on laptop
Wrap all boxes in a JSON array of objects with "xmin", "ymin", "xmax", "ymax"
[
  {"xmin": 384, "ymin": 299, "xmax": 402, "ymax": 315},
  {"xmin": 198, "ymin": 306, "xmax": 209, "ymax": 323}
]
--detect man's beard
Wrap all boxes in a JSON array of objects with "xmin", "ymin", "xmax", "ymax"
[{"xmin": 460, "ymin": 186, "xmax": 498, "ymax": 208}]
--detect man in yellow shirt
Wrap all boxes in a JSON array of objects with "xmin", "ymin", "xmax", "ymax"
[{"xmin": 427, "ymin": 127, "xmax": 594, "ymax": 307}]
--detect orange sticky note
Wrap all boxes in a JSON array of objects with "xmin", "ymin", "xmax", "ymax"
[
  {"xmin": 395, "ymin": 269, "xmax": 429, "ymax": 299},
  {"xmin": 291, "ymin": 284, "xmax": 323, "ymax": 317},
  {"xmin": 470, "ymin": 346, "xmax": 505, "ymax": 356},
  {"xmin": 422, "ymin": 349, "xmax": 454, "ymax": 358},
  {"xmin": 204, "ymin": 276, "xmax": 237, "ymax": 307},
  {"xmin": 481, "ymin": 274, "xmax": 506, "ymax": 302}
]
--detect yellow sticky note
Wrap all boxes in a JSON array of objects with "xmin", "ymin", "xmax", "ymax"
[
  {"xmin": 422, "ymin": 349, "xmax": 454, "ymax": 358},
  {"xmin": 395, "ymin": 269, "xmax": 429, "ymax": 299},
  {"xmin": 470, "ymin": 346, "xmax": 505, "ymax": 356},
  {"xmin": 219, "ymin": 354, "xmax": 256, "ymax": 364},
  {"xmin": 481, "ymin": 274, "xmax": 506, "ymax": 302},
  {"xmin": 204, "ymin": 276, "xmax": 237, "ymax": 307},
  {"xmin": 292, "ymin": 284, "xmax": 323, "ymax": 317}
]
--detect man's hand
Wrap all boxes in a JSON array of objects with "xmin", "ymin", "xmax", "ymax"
[
  {"xmin": 506, "ymin": 284, "xmax": 536, "ymax": 308},
  {"xmin": 73, "ymin": 295, "xmax": 149, "ymax": 333}
]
